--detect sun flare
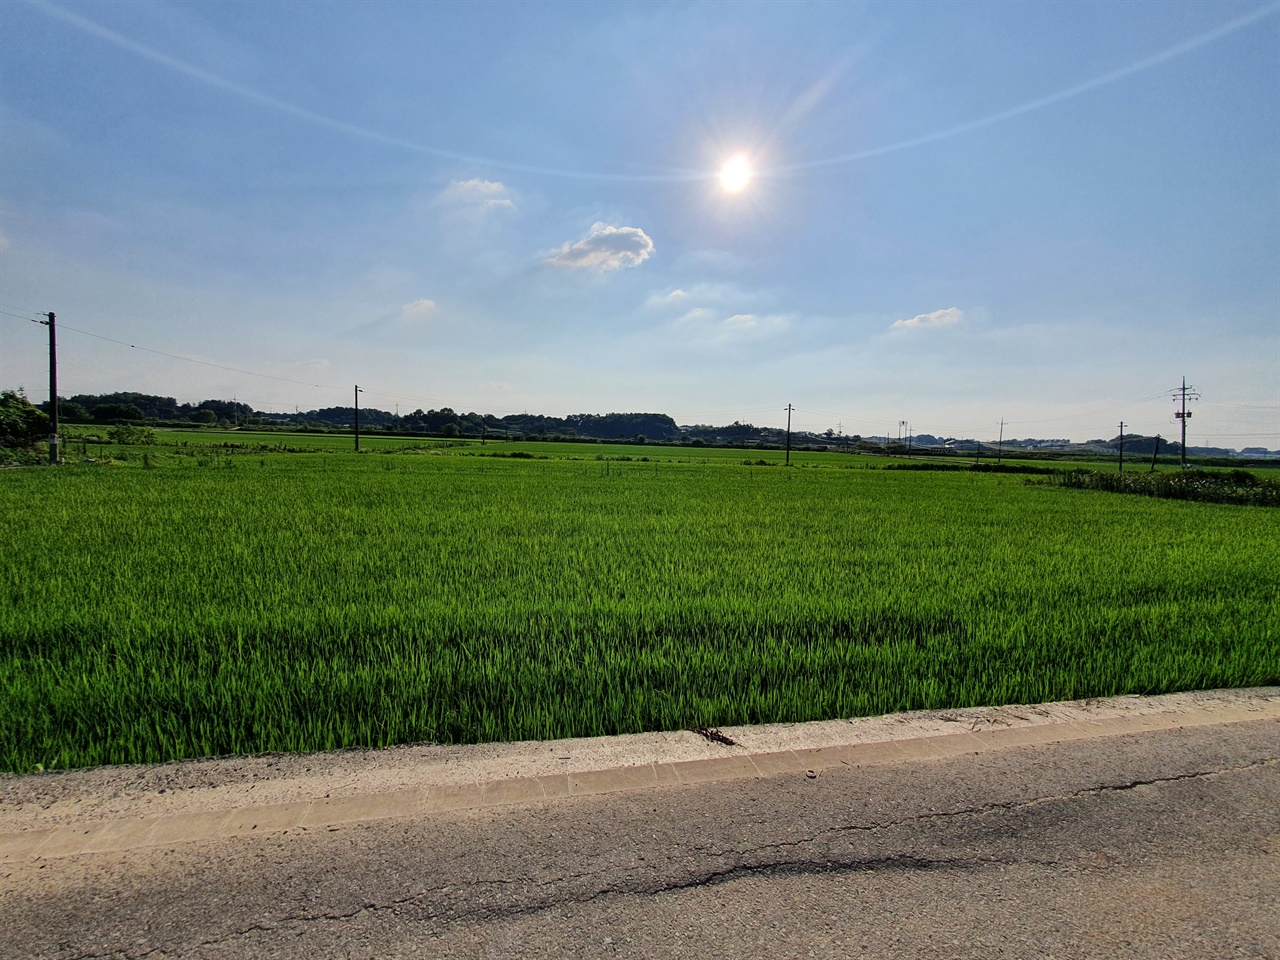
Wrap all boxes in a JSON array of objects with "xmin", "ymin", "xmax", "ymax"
[{"xmin": 719, "ymin": 152, "xmax": 753, "ymax": 193}]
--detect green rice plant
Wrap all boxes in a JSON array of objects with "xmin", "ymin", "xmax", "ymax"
[{"xmin": 1, "ymin": 454, "xmax": 1276, "ymax": 771}]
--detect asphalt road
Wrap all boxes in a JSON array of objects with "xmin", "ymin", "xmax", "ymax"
[{"xmin": 3, "ymin": 719, "xmax": 1277, "ymax": 959}]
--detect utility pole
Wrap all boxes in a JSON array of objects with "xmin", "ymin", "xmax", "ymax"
[
  {"xmin": 1171, "ymin": 377, "xmax": 1199, "ymax": 469},
  {"xmin": 354, "ymin": 385, "xmax": 363, "ymax": 452},
  {"xmin": 997, "ymin": 418, "xmax": 1004, "ymax": 464},
  {"xmin": 40, "ymin": 312, "xmax": 58, "ymax": 465},
  {"xmin": 906, "ymin": 422, "xmax": 912, "ymax": 456},
  {"xmin": 1118, "ymin": 421, "xmax": 1125, "ymax": 474},
  {"xmin": 1150, "ymin": 434, "xmax": 1161, "ymax": 473},
  {"xmin": 784, "ymin": 403, "xmax": 793, "ymax": 466}
]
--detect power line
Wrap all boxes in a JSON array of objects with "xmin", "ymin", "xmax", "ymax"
[
  {"xmin": 2, "ymin": 309, "xmax": 346, "ymax": 391},
  {"xmin": 3, "ymin": 309, "xmax": 517, "ymax": 416},
  {"xmin": 5, "ymin": 311, "xmax": 1275, "ymax": 446},
  {"xmin": 0, "ymin": 309, "xmax": 46, "ymax": 324},
  {"xmin": 1004, "ymin": 392, "xmax": 1172, "ymax": 425}
]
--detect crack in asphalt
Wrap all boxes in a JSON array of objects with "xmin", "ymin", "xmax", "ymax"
[
  {"xmin": 700, "ymin": 755, "xmax": 1280, "ymax": 862},
  {"xmin": 153, "ymin": 755, "xmax": 1278, "ymax": 956}
]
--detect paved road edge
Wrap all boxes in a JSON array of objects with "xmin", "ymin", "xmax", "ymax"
[{"xmin": 4, "ymin": 690, "xmax": 1278, "ymax": 863}]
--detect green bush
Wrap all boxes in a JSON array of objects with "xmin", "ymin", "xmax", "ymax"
[
  {"xmin": 1053, "ymin": 468, "xmax": 1280, "ymax": 507},
  {"xmin": 107, "ymin": 424, "xmax": 158, "ymax": 446}
]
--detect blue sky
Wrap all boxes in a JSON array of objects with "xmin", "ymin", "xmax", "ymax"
[{"xmin": 1, "ymin": 0, "xmax": 1277, "ymax": 446}]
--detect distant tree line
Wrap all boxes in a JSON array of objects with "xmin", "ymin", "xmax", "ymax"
[
  {"xmin": 38, "ymin": 392, "xmax": 682, "ymax": 441},
  {"xmin": 47, "ymin": 392, "xmax": 253, "ymax": 426},
  {"xmin": 21, "ymin": 389, "xmax": 1272, "ymax": 459}
]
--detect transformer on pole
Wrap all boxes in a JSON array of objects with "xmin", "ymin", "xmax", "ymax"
[{"xmin": 1172, "ymin": 377, "xmax": 1199, "ymax": 469}]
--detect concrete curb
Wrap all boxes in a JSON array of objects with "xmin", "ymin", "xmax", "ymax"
[{"xmin": 3, "ymin": 694, "xmax": 1277, "ymax": 863}]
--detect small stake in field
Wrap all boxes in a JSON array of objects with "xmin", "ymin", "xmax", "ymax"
[
  {"xmin": 785, "ymin": 404, "xmax": 794, "ymax": 466},
  {"xmin": 354, "ymin": 384, "xmax": 363, "ymax": 452}
]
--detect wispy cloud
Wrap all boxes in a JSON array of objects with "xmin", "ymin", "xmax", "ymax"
[
  {"xmin": 435, "ymin": 179, "xmax": 516, "ymax": 211},
  {"xmin": 644, "ymin": 282, "xmax": 769, "ymax": 311},
  {"xmin": 343, "ymin": 299, "xmax": 440, "ymax": 338},
  {"xmin": 644, "ymin": 287, "xmax": 693, "ymax": 308},
  {"xmin": 890, "ymin": 307, "xmax": 964, "ymax": 331},
  {"xmin": 547, "ymin": 222, "xmax": 654, "ymax": 271},
  {"xmin": 676, "ymin": 309, "xmax": 793, "ymax": 346},
  {"xmin": 644, "ymin": 281, "xmax": 793, "ymax": 347},
  {"xmin": 401, "ymin": 298, "xmax": 438, "ymax": 323}
]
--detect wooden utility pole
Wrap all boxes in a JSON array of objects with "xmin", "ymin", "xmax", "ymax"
[
  {"xmin": 354, "ymin": 385, "xmax": 363, "ymax": 452},
  {"xmin": 1118, "ymin": 421, "xmax": 1125, "ymax": 473},
  {"xmin": 40, "ymin": 312, "xmax": 58, "ymax": 465},
  {"xmin": 784, "ymin": 404, "xmax": 794, "ymax": 465},
  {"xmin": 997, "ymin": 418, "xmax": 1004, "ymax": 464},
  {"xmin": 1150, "ymin": 434, "xmax": 1161, "ymax": 473}
]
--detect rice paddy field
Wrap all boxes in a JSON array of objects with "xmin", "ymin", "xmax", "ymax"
[{"xmin": 3, "ymin": 439, "xmax": 1278, "ymax": 773}]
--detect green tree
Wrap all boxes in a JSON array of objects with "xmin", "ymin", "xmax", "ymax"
[
  {"xmin": 0, "ymin": 389, "xmax": 50, "ymax": 448},
  {"xmin": 57, "ymin": 401, "xmax": 91, "ymax": 423},
  {"xmin": 94, "ymin": 402, "xmax": 145, "ymax": 422}
]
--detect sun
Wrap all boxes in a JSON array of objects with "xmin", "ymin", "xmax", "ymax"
[{"xmin": 719, "ymin": 152, "xmax": 753, "ymax": 193}]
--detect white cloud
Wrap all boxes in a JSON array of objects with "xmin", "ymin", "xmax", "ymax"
[
  {"xmin": 644, "ymin": 281, "xmax": 792, "ymax": 347},
  {"xmin": 890, "ymin": 307, "xmax": 964, "ymax": 331},
  {"xmin": 401, "ymin": 298, "xmax": 438, "ymax": 323},
  {"xmin": 547, "ymin": 222, "xmax": 654, "ymax": 271},
  {"xmin": 644, "ymin": 281, "xmax": 775, "ymax": 312},
  {"xmin": 643, "ymin": 287, "xmax": 693, "ymax": 309},
  {"xmin": 722, "ymin": 313, "xmax": 760, "ymax": 333},
  {"xmin": 718, "ymin": 312, "xmax": 792, "ymax": 343},
  {"xmin": 676, "ymin": 307, "xmax": 717, "ymax": 324},
  {"xmin": 444, "ymin": 179, "xmax": 504, "ymax": 197},
  {"xmin": 435, "ymin": 179, "xmax": 515, "ymax": 211},
  {"xmin": 676, "ymin": 309, "xmax": 793, "ymax": 346}
]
